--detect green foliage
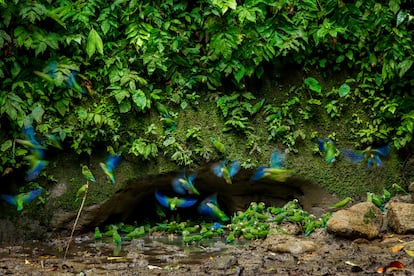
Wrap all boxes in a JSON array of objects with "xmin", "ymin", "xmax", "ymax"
[{"xmin": 0, "ymin": 0, "xmax": 413, "ymax": 177}]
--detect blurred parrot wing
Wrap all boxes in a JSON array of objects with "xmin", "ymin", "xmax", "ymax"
[
  {"xmin": 154, "ymin": 191, "xmax": 170, "ymax": 208},
  {"xmin": 107, "ymin": 154, "xmax": 121, "ymax": 171},
  {"xmin": 1, "ymin": 194, "xmax": 16, "ymax": 206},
  {"xmin": 200, "ymin": 193, "xmax": 218, "ymax": 205},
  {"xmin": 212, "ymin": 162, "xmax": 226, "ymax": 177},
  {"xmin": 172, "ymin": 177, "xmax": 187, "ymax": 195},
  {"xmin": 26, "ymin": 160, "xmax": 48, "ymax": 181},
  {"xmin": 341, "ymin": 148, "xmax": 364, "ymax": 163},
  {"xmin": 22, "ymin": 189, "xmax": 43, "ymax": 203},
  {"xmin": 269, "ymin": 150, "xmax": 286, "ymax": 168},
  {"xmin": 372, "ymin": 144, "xmax": 391, "ymax": 157},
  {"xmin": 229, "ymin": 161, "xmax": 240, "ymax": 177},
  {"xmin": 176, "ymin": 198, "xmax": 198, "ymax": 208},
  {"xmin": 251, "ymin": 166, "xmax": 268, "ymax": 181}
]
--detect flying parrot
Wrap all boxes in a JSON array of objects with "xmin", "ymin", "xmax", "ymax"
[
  {"xmin": 100, "ymin": 153, "xmax": 121, "ymax": 183},
  {"xmin": 44, "ymin": 134, "xmax": 63, "ymax": 149},
  {"xmin": 25, "ymin": 156, "xmax": 48, "ymax": 181},
  {"xmin": 16, "ymin": 124, "xmax": 46, "ymax": 150},
  {"xmin": 210, "ymin": 137, "xmax": 225, "ymax": 154},
  {"xmin": 212, "ymin": 160, "xmax": 240, "ymax": 185},
  {"xmin": 66, "ymin": 71, "xmax": 85, "ymax": 94},
  {"xmin": 154, "ymin": 191, "xmax": 197, "ymax": 211},
  {"xmin": 197, "ymin": 193, "xmax": 229, "ymax": 222},
  {"xmin": 81, "ymin": 165, "xmax": 96, "ymax": 182},
  {"xmin": 252, "ymin": 149, "xmax": 293, "ymax": 182},
  {"xmin": 317, "ymin": 138, "xmax": 337, "ymax": 163},
  {"xmin": 1, "ymin": 188, "xmax": 43, "ymax": 211},
  {"xmin": 342, "ymin": 145, "xmax": 391, "ymax": 168},
  {"xmin": 172, "ymin": 171, "xmax": 200, "ymax": 195},
  {"xmin": 33, "ymin": 60, "xmax": 58, "ymax": 83}
]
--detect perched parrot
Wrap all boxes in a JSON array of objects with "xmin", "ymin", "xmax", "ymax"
[
  {"xmin": 210, "ymin": 137, "xmax": 225, "ymax": 154},
  {"xmin": 112, "ymin": 229, "xmax": 122, "ymax": 256},
  {"xmin": 81, "ymin": 165, "xmax": 96, "ymax": 182},
  {"xmin": 342, "ymin": 145, "xmax": 391, "ymax": 168},
  {"xmin": 154, "ymin": 191, "xmax": 197, "ymax": 211},
  {"xmin": 155, "ymin": 102, "xmax": 170, "ymax": 117},
  {"xmin": 125, "ymin": 226, "xmax": 145, "ymax": 239},
  {"xmin": 317, "ymin": 138, "xmax": 337, "ymax": 163},
  {"xmin": 197, "ymin": 193, "xmax": 229, "ymax": 222},
  {"xmin": 75, "ymin": 184, "xmax": 88, "ymax": 202},
  {"xmin": 1, "ymin": 188, "xmax": 43, "ymax": 211},
  {"xmin": 172, "ymin": 171, "xmax": 199, "ymax": 195},
  {"xmin": 212, "ymin": 160, "xmax": 240, "ymax": 185},
  {"xmin": 252, "ymin": 149, "xmax": 293, "ymax": 182},
  {"xmin": 100, "ymin": 153, "xmax": 121, "ymax": 183},
  {"xmin": 329, "ymin": 197, "xmax": 352, "ymax": 210},
  {"xmin": 94, "ymin": 227, "xmax": 103, "ymax": 240},
  {"xmin": 392, "ymin": 183, "xmax": 408, "ymax": 195},
  {"xmin": 250, "ymin": 98, "xmax": 265, "ymax": 115},
  {"xmin": 160, "ymin": 115, "xmax": 177, "ymax": 131},
  {"xmin": 67, "ymin": 71, "xmax": 85, "ymax": 94}
]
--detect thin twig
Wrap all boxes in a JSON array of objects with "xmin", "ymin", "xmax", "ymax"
[{"xmin": 63, "ymin": 182, "xmax": 89, "ymax": 262}]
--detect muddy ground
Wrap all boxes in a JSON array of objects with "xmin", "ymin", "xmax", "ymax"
[{"xmin": 1, "ymin": 227, "xmax": 413, "ymax": 275}]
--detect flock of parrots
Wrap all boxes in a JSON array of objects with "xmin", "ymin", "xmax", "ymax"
[{"xmin": 1, "ymin": 122, "xmax": 395, "ymax": 220}]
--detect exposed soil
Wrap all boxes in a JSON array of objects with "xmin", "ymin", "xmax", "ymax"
[{"xmin": 1, "ymin": 228, "xmax": 413, "ymax": 275}]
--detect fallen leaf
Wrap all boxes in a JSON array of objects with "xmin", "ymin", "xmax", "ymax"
[
  {"xmin": 377, "ymin": 261, "xmax": 404, "ymax": 273},
  {"xmin": 148, "ymin": 265, "xmax": 162, "ymax": 270},
  {"xmin": 404, "ymin": 249, "xmax": 414, "ymax": 258},
  {"xmin": 390, "ymin": 245, "xmax": 404, "ymax": 252}
]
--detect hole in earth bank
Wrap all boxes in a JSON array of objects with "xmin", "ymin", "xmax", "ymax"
[{"xmin": 80, "ymin": 163, "xmax": 337, "ymax": 230}]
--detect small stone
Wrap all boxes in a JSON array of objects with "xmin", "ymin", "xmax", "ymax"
[
  {"xmin": 326, "ymin": 202, "xmax": 383, "ymax": 239},
  {"xmin": 269, "ymin": 240, "xmax": 316, "ymax": 254},
  {"xmin": 387, "ymin": 202, "xmax": 414, "ymax": 234}
]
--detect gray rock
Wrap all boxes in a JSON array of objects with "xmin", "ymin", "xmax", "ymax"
[
  {"xmin": 387, "ymin": 202, "xmax": 414, "ymax": 234},
  {"xmin": 326, "ymin": 202, "xmax": 382, "ymax": 239}
]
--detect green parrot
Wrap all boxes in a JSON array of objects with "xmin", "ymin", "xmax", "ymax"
[
  {"xmin": 75, "ymin": 184, "xmax": 88, "ymax": 202},
  {"xmin": 81, "ymin": 165, "xmax": 96, "ymax": 182},
  {"xmin": 154, "ymin": 191, "xmax": 197, "ymax": 211},
  {"xmin": 212, "ymin": 161, "xmax": 240, "ymax": 185},
  {"xmin": 112, "ymin": 229, "xmax": 122, "ymax": 256},
  {"xmin": 125, "ymin": 226, "xmax": 145, "ymax": 239},
  {"xmin": 329, "ymin": 197, "xmax": 352, "ymax": 210},
  {"xmin": 1, "ymin": 188, "xmax": 43, "ymax": 211},
  {"xmin": 317, "ymin": 138, "xmax": 337, "ymax": 163},
  {"xmin": 94, "ymin": 227, "xmax": 103, "ymax": 240},
  {"xmin": 210, "ymin": 137, "xmax": 226, "ymax": 154}
]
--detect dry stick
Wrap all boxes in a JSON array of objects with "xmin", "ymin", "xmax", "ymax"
[{"xmin": 63, "ymin": 182, "xmax": 89, "ymax": 262}]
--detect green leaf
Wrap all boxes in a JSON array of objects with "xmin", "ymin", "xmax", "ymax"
[
  {"xmin": 1, "ymin": 140, "xmax": 12, "ymax": 152},
  {"xmin": 86, "ymin": 28, "xmax": 104, "ymax": 58},
  {"xmin": 396, "ymin": 10, "xmax": 408, "ymax": 26},
  {"xmin": 233, "ymin": 63, "xmax": 245, "ymax": 83},
  {"xmin": 338, "ymin": 84, "xmax": 351, "ymax": 97},
  {"xmin": 119, "ymin": 101, "xmax": 131, "ymax": 113},
  {"xmin": 398, "ymin": 59, "xmax": 413, "ymax": 78},
  {"xmin": 304, "ymin": 77, "xmax": 322, "ymax": 95},
  {"xmin": 132, "ymin": 89, "xmax": 147, "ymax": 111}
]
